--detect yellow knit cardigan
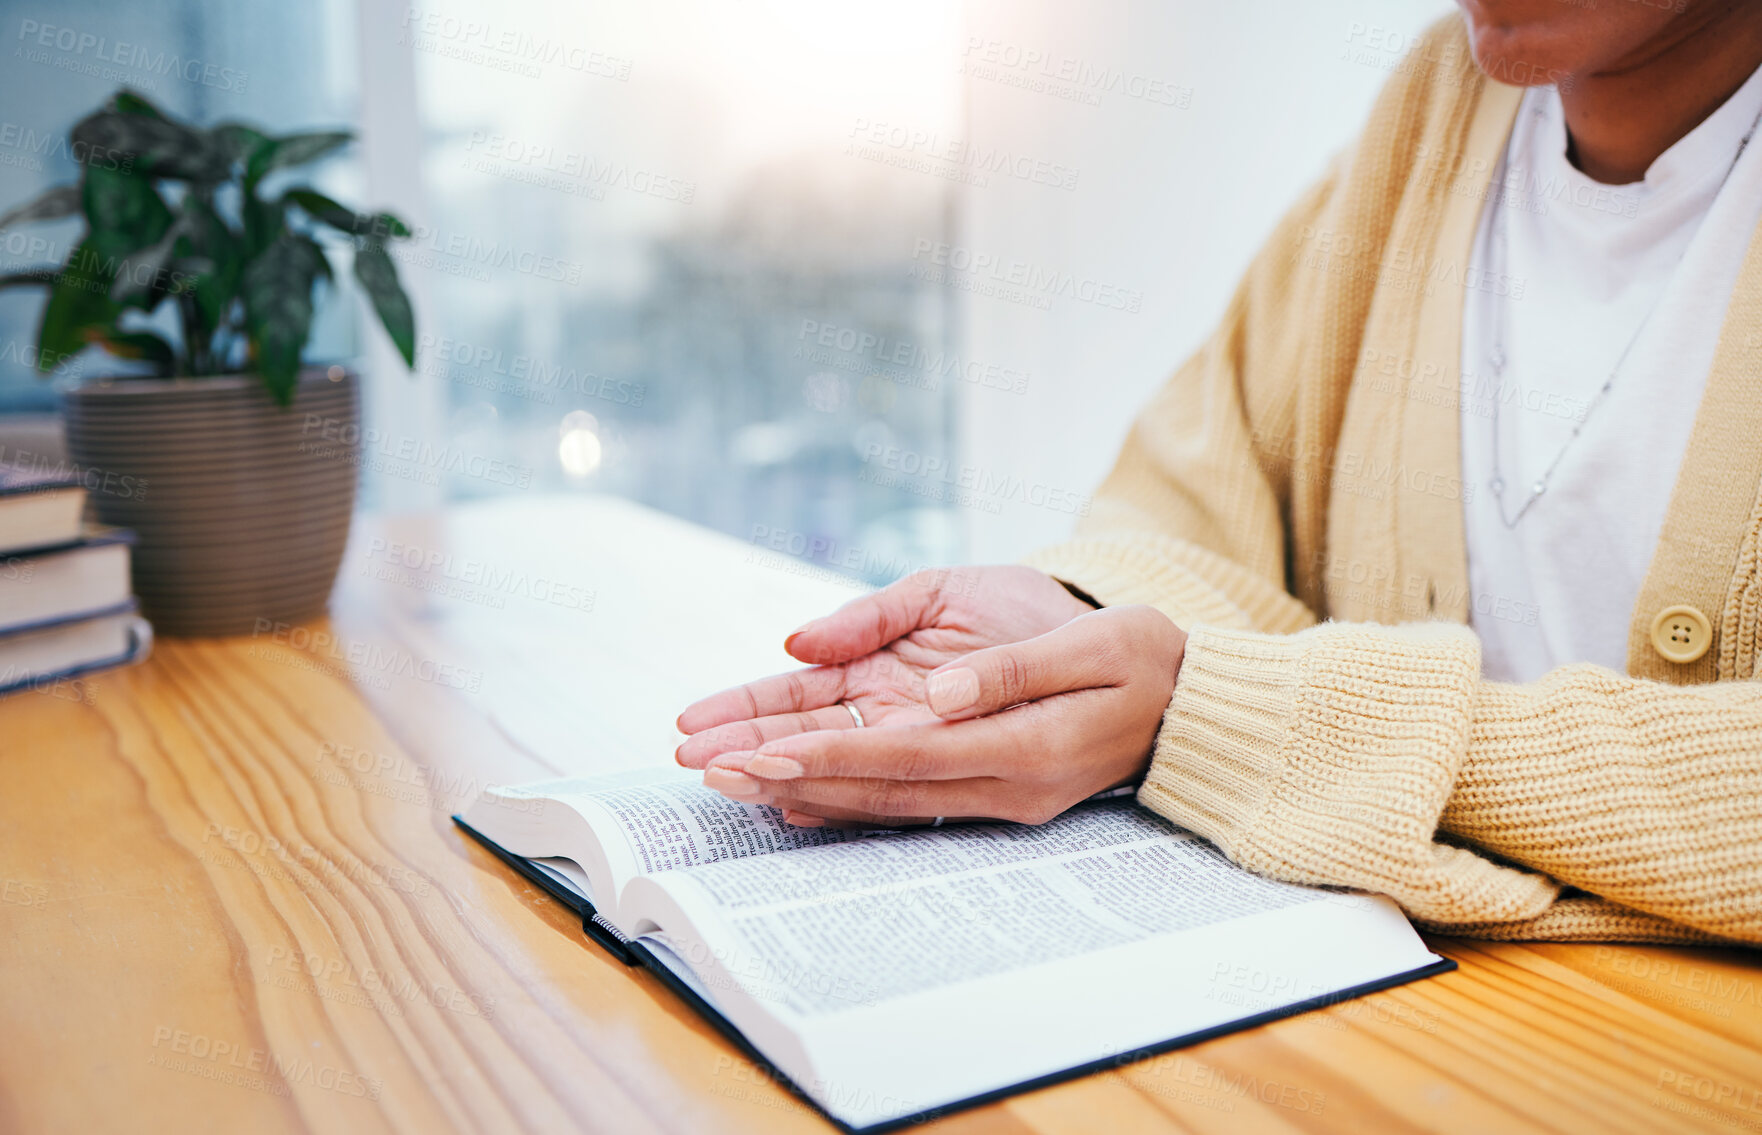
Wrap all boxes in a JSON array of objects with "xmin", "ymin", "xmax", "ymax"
[{"xmin": 1026, "ymin": 17, "xmax": 1762, "ymax": 945}]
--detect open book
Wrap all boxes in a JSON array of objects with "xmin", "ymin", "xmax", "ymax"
[{"xmin": 457, "ymin": 768, "xmax": 1450, "ymax": 1132}]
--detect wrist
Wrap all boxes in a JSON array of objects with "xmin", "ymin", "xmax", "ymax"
[
  {"xmin": 1118, "ymin": 605, "xmax": 1189, "ymax": 788},
  {"xmin": 1146, "ymin": 606, "xmax": 1189, "ymax": 691}
]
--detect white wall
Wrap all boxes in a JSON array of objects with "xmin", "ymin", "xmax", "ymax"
[
  {"xmin": 353, "ymin": 0, "xmax": 447, "ymax": 513},
  {"xmin": 956, "ymin": 0, "xmax": 1453, "ymax": 559}
]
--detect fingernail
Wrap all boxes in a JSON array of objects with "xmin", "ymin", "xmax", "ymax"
[
  {"xmin": 926, "ymin": 667, "xmax": 979, "ymax": 714},
  {"xmin": 782, "ymin": 811, "xmax": 824, "ymax": 827},
  {"xmin": 744, "ymin": 754, "xmax": 806, "ymax": 780},
  {"xmin": 704, "ymin": 768, "xmax": 763, "ymax": 798},
  {"xmin": 788, "ymin": 617, "xmax": 821, "ymax": 640},
  {"xmin": 706, "ymin": 751, "xmax": 755, "ymax": 770}
]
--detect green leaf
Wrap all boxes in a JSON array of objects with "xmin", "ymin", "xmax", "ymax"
[
  {"xmin": 284, "ymin": 187, "xmax": 411, "ymax": 240},
  {"xmin": 352, "ymin": 243, "xmax": 415, "ymax": 367},
  {"xmin": 36, "ymin": 239, "xmax": 119, "ymax": 371},
  {"xmin": 241, "ymin": 231, "xmax": 325, "ymax": 405},
  {"xmin": 188, "ymin": 258, "xmax": 237, "ymax": 337},
  {"xmin": 82, "ymin": 164, "xmax": 173, "ymax": 253},
  {"xmin": 0, "ymin": 270, "xmax": 58, "ymax": 289},
  {"xmin": 87, "ymin": 329, "xmax": 175, "ymax": 372},
  {"xmin": 111, "ymin": 89, "xmax": 165, "ymax": 118},
  {"xmin": 283, "ymin": 187, "xmax": 352, "ymax": 229},
  {"xmin": 245, "ymin": 131, "xmax": 353, "ymax": 189},
  {"xmin": 0, "ymin": 184, "xmax": 81, "ymax": 231},
  {"xmin": 71, "ymin": 109, "xmax": 229, "ymax": 182},
  {"xmin": 180, "ymin": 192, "xmax": 230, "ymax": 250},
  {"xmin": 211, "ymin": 122, "xmax": 268, "ymax": 165},
  {"xmin": 179, "ymin": 195, "xmax": 241, "ymax": 328},
  {"xmin": 374, "ymin": 211, "xmax": 412, "ymax": 240},
  {"xmin": 110, "ymin": 215, "xmax": 189, "ymax": 309},
  {"xmin": 303, "ymin": 235, "xmax": 334, "ymax": 282},
  {"xmin": 243, "ymin": 192, "xmax": 286, "ymax": 262}
]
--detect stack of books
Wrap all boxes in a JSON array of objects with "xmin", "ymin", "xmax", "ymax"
[{"xmin": 0, "ymin": 467, "xmax": 153, "ymax": 698}]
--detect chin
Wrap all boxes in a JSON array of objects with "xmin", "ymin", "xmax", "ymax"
[{"xmin": 1454, "ymin": 0, "xmax": 1595, "ymax": 87}]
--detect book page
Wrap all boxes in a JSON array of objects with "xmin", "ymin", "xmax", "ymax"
[
  {"xmin": 550, "ymin": 772, "xmax": 865, "ymax": 874},
  {"xmin": 620, "ymin": 800, "xmax": 1441, "ymax": 1129},
  {"xmin": 469, "ymin": 771, "xmax": 875, "ymax": 929},
  {"xmin": 528, "ymin": 858, "xmax": 635, "ymax": 946},
  {"xmin": 672, "ymin": 801, "xmax": 1170, "ymax": 911},
  {"xmin": 529, "ymin": 857, "xmax": 594, "ymax": 901},
  {"xmin": 480, "ymin": 772, "xmax": 868, "ymax": 907},
  {"xmin": 647, "ymin": 801, "xmax": 1323, "ymax": 1017}
]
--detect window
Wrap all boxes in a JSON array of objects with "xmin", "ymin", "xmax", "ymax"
[
  {"xmin": 0, "ymin": 0, "xmax": 965, "ymax": 582},
  {"xmin": 396, "ymin": 0, "xmax": 965, "ymax": 578},
  {"xmin": 1, "ymin": 1, "xmax": 1442, "ymax": 571}
]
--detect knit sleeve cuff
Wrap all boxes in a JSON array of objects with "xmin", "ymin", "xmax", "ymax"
[
  {"xmin": 1137, "ymin": 626, "xmax": 1305, "ymax": 839},
  {"xmin": 1022, "ymin": 535, "xmax": 1313, "ymax": 634},
  {"xmin": 1137, "ymin": 621, "xmax": 1566, "ymax": 926}
]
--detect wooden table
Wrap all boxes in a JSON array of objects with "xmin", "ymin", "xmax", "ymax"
[{"xmin": 3, "ymin": 494, "xmax": 1759, "ymax": 1134}]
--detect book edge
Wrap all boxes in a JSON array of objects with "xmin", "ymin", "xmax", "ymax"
[
  {"xmin": 0, "ymin": 612, "xmax": 152, "ymax": 696},
  {"xmin": 0, "ymin": 525, "xmax": 138, "ymax": 561},
  {"xmin": 0, "ymin": 597, "xmax": 140, "ymax": 639}
]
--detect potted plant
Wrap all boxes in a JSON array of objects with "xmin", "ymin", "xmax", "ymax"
[{"xmin": 0, "ymin": 89, "xmax": 415, "ymax": 635}]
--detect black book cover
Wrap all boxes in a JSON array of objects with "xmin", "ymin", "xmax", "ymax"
[
  {"xmin": 0, "ymin": 467, "xmax": 81, "ymax": 496},
  {"xmin": 2, "ymin": 523, "xmax": 137, "ymax": 563}
]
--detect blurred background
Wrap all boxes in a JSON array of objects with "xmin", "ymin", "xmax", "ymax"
[{"xmin": 0, "ymin": 0, "xmax": 1450, "ymax": 581}]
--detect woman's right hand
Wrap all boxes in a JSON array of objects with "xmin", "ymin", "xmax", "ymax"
[{"xmin": 674, "ymin": 565, "xmax": 1094, "ymax": 769}]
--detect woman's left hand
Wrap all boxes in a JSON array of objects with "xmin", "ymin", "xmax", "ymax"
[{"xmin": 702, "ymin": 605, "xmax": 1188, "ymax": 827}]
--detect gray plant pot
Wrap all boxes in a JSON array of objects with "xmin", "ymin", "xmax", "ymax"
[{"xmin": 61, "ymin": 368, "xmax": 361, "ymax": 636}]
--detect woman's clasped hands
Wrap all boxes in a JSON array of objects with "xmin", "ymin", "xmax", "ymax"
[{"xmin": 674, "ymin": 565, "xmax": 1188, "ymax": 828}]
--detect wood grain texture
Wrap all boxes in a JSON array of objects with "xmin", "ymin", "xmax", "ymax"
[{"xmin": 2, "ymin": 495, "xmax": 1757, "ymax": 1134}]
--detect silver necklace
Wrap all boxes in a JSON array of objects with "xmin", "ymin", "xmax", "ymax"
[{"xmin": 1483, "ymin": 99, "xmax": 1762, "ymax": 529}]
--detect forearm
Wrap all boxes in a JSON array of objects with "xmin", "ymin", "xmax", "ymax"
[
  {"xmin": 1439, "ymin": 670, "xmax": 1762, "ymax": 938},
  {"xmin": 1137, "ymin": 621, "xmax": 1762, "ymax": 945}
]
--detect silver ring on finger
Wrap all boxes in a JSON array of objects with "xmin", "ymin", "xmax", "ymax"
[
  {"xmin": 931, "ymin": 816, "xmax": 945, "ymax": 827},
  {"xmin": 840, "ymin": 700, "xmax": 865, "ymax": 728}
]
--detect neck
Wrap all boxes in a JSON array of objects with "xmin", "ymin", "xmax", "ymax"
[{"xmin": 1561, "ymin": 6, "xmax": 1762, "ymax": 184}]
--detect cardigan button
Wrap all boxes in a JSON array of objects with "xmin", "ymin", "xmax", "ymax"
[{"xmin": 1649, "ymin": 605, "xmax": 1712, "ymax": 665}]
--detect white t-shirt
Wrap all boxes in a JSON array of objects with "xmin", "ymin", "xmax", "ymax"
[{"xmin": 1459, "ymin": 66, "xmax": 1762, "ymax": 683}]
